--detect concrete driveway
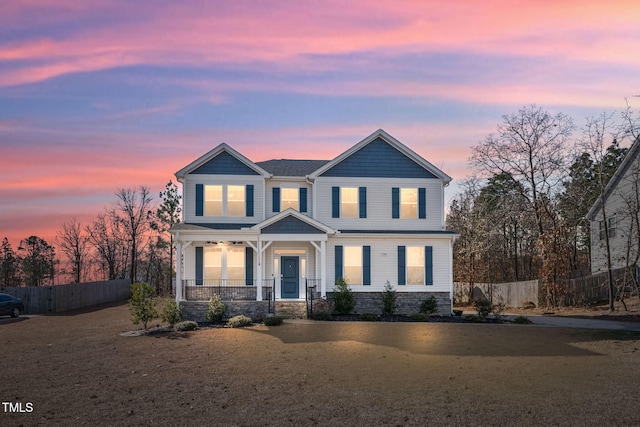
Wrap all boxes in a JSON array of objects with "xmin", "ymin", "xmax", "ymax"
[{"xmin": 503, "ymin": 313, "xmax": 640, "ymax": 331}]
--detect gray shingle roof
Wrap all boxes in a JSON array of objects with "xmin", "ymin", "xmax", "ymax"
[{"xmin": 255, "ymin": 159, "xmax": 330, "ymax": 176}]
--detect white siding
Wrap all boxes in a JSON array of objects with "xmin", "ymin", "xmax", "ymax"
[
  {"xmin": 327, "ymin": 236, "xmax": 453, "ymax": 293},
  {"xmin": 314, "ymin": 177, "xmax": 444, "ymax": 231},
  {"xmin": 590, "ymin": 155, "xmax": 640, "ymax": 273},
  {"xmin": 183, "ymin": 174, "xmax": 265, "ymax": 224},
  {"xmin": 264, "ymin": 180, "xmax": 313, "ymax": 219}
]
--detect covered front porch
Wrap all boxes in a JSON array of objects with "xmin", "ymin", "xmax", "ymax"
[{"xmin": 172, "ymin": 209, "xmax": 335, "ymax": 304}]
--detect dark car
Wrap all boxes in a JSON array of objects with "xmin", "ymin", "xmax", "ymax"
[{"xmin": 0, "ymin": 293, "xmax": 24, "ymax": 317}]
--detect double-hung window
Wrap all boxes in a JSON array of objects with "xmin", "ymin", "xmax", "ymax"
[
  {"xmin": 599, "ymin": 216, "xmax": 616, "ymax": 240},
  {"xmin": 401, "ymin": 188, "xmax": 418, "ymax": 218},
  {"xmin": 332, "ymin": 187, "xmax": 367, "ymax": 218},
  {"xmin": 343, "ymin": 246, "xmax": 363, "ymax": 284},
  {"xmin": 392, "ymin": 187, "xmax": 426, "ymax": 219},
  {"xmin": 199, "ymin": 246, "xmax": 250, "ymax": 286},
  {"xmin": 398, "ymin": 245, "xmax": 433, "ymax": 286},
  {"xmin": 205, "ymin": 185, "xmax": 223, "ymax": 216},
  {"xmin": 226, "ymin": 185, "xmax": 245, "ymax": 217},
  {"xmin": 272, "ymin": 187, "xmax": 307, "ymax": 212},
  {"xmin": 335, "ymin": 245, "xmax": 371, "ymax": 285},
  {"xmin": 281, "ymin": 188, "xmax": 299, "ymax": 211},
  {"xmin": 197, "ymin": 184, "xmax": 253, "ymax": 217},
  {"xmin": 341, "ymin": 188, "xmax": 358, "ymax": 218}
]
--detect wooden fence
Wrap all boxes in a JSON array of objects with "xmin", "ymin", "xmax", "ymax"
[
  {"xmin": 562, "ymin": 266, "xmax": 637, "ymax": 306},
  {"xmin": 0, "ymin": 279, "xmax": 131, "ymax": 314},
  {"xmin": 454, "ymin": 266, "xmax": 638, "ymax": 308},
  {"xmin": 454, "ymin": 280, "xmax": 542, "ymax": 308}
]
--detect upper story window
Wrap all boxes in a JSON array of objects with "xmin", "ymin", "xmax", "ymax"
[
  {"xmin": 281, "ymin": 188, "xmax": 299, "ymax": 211},
  {"xmin": 401, "ymin": 188, "xmax": 418, "ymax": 218},
  {"xmin": 227, "ymin": 185, "xmax": 245, "ymax": 217},
  {"xmin": 392, "ymin": 187, "xmax": 426, "ymax": 219},
  {"xmin": 599, "ymin": 215, "xmax": 616, "ymax": 240},
  {"xmin": 340, "ymin": 188, "xmax": 358, "ymax": 218},
  {"xmin": 273, "ymin": 187, "xmax": 307, "ymax": 213},
  {"xmin": 205, "ymin": 185, "xmax": 223, "ymax": 216},
  {"xmin": 332, "ymin": 186, "xmax": 366, "ymax": 218},
  {"xmin": 197, "ymin": 184, "xmax": 253, "ymax": 217}
]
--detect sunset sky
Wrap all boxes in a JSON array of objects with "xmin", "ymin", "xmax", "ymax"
[{"xmin": 1, "ymin": 0, "xmax": 639, "ymax": 248}]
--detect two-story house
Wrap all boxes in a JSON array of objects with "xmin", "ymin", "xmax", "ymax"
[
  {"xmin": 587, "ymin": 135, "xmax": 640, "ymax": 275},
  {"xmin": 171, "ymin": 129, "xmax": 457, "ymax": 319}
]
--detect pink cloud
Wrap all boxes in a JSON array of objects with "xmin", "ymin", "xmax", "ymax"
[{"xmin": 1, "ymin": 1, "xmax": 639, "ymax": 87}]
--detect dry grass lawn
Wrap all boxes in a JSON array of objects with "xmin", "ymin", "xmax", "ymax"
[{"xmin": 2, "ymin": 302, "xmax": 640, "ymax": 426}]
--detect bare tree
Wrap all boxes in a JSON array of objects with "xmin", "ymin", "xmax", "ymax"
[
  {"xmin": 470, "ymin": 105, "xmax": 575, "ymax": 236},
  {"xmin": 113, "ymin": 187, "xmax": 153, "ymax": 282},
  {"xmin": 56, "ymin": 218, "xmax": 89, "ymax": 283},
  {"xmin": 447, "ymin": 178, "xmax": 490, "ymax": 300},
  {"xmin": 86, "ymin": 211, "xmax": 127, "ymax": 280},
  {"xmin": 581, "ymin": 113, "xmax": 623, "ymax": 311}
]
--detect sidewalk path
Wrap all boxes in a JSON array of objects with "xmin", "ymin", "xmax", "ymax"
[{"xmin": 503, "ymin": 313, "xmax": 640, "ymax": 331}]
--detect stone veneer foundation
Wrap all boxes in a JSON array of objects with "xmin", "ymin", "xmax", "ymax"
[{"xmin": 181, "ymin": 292, "xmax": 451, "ymax": 321}]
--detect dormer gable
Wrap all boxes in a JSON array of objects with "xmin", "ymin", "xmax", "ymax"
[
  {"xmin": 175, "ymin": 143, "xmax": 271, "ymax": 180},
  {"xmin": 309, "ymin": 129, "xmax": 451, "ymax": 183},
  {"xmin": 250, "ymin": 209, "xmax": 336, "ymax": 235}
]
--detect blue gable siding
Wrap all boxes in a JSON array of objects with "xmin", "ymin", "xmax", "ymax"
[
  {"xmin": 191, "ymin": 151, "xmax": 260, "ymax": 175},
  {"xmin": 320, "ymin": 137, "xmax": 437, "ymax": 178},
  {"xmin": 262, "ymin": 216, "xmax": 325, "ymax": 234}
]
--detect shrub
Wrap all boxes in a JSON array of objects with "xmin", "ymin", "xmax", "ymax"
[
  {"xmin": 206, "ymin": 295, "xmax": 227, "ymax": 323},
  {"xmin": 360, "ymin": 313, "xmax": 378, "ymax": 321},
  {"xmin": 161, "ymin": 298, "xmax": 182, "ymax": 327},
  {"xmin": 381, "ymin": 281, "xmax": 397, "ymax": 315},
  {"xmin": 514, "ymin": 316, "xmax": 533, "ymax": 324},
  {"xmin": 175, "ymin": 320, "xmax": 198, "ymax": 331},
  {"xmin": 312, "ymin": 311, "xmax": 333, "ymax": 321},
  {"xmin": 263, "ymin": 316, "xmax": 284, "ymax": 326},
  {"xmin": 464, "ymin": 314, "xmax": 483, "ymax": 323},
  {"xmin": 228, "ymin": 315, "xmax": 252, "ymax": 328},
  {"xmin": 419, "ymin": 296, "xmax": 438, "ymax": 316},
  {"xmin": 411, "ymin": 313, "xmax": 428, "ymax": 322},
  {"xmin": 129, "ymin": 282, "xmax": 158, "ymax": 329},
  {"xmin": 492, "ymin": 303, "xmax": 505, "ymax": 321},
  {"xmin": 473, "ymin": 299, "xmax": 493, "ymax": 320},
  {"xmin": 332, "ymin": 278, "xmax": 355, "ymax": 315}
]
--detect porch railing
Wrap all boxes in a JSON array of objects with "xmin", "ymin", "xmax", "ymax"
[
  {"xmin": 182, "ymin": 279, "xmax": 274, "ymax": 302},
  {"xmin": 305, "ymin": 278, "xmax": 322, "ymax": 318}
]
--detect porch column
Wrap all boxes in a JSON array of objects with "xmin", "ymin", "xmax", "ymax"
[
  {"xmin": 321, "ymin": 240, "xmax": 327, "ymax": 297},
  {"xmin": 175, "ymin": 240, "xmax": 182, "ymax": 303},
  {"xmin": 256, "ymin": 240, "xmax": 263, "ymax": 301}
]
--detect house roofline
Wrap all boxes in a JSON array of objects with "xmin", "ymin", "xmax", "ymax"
[
  {"xmin": 586, "ymin": 135, "xmax": 640, "ymax": 220},
  {"xmin": 249, "ymin": 208, "xmax": 337, "ymax": 234},
  {"xmin": 174, "ymin": 143, "xmax": 272, "ymax": 181},
  {"xmin": 307, "ymin": 129, "xmax": 452, "ymax": 184}
]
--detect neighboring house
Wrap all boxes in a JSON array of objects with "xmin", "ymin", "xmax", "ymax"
[
  {"xmin": 587, "ymin": 136, "xmax": 640, "ymax": 274},
  {"xmin": 170, "ymin": 129, "xmax": 457, "ymax": 318}
]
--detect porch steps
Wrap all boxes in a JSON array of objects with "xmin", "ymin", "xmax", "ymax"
[{"xmin": 274, "ymin": 301, "xmax": 307, "ymax": 319}]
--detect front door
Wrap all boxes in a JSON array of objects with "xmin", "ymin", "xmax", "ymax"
[{"xmin": 281, "ymin": 256, "xmax": 299, "ymax": 299}]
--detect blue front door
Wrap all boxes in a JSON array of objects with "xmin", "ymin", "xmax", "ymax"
[{"xmin": 281, "ymin": 256, "xmax": 299, "ymax": 299}]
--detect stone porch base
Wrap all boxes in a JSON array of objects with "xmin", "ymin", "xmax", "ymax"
[{"xmin": 180, "ymin": 292, "xmax": 452, "ymax": 322}]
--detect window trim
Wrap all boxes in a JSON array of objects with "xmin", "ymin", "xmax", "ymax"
[
  {"xmin": 398, "ymin": 245, "xmax": 433, "ymax": 286},
  {"xmin": 203, "ymin": 245, "xmax": 246, "ymax": 284},
  {"xmin": 201, "ymin": 184, "xmax": 248, "ymax": 217},
  {"xmin": 332, "ymin": 186, "xmax": 366, "ymax": 218},
  {"xmin": 599, "ymin": 215, "xmax": 616, "ymax": 240}
]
